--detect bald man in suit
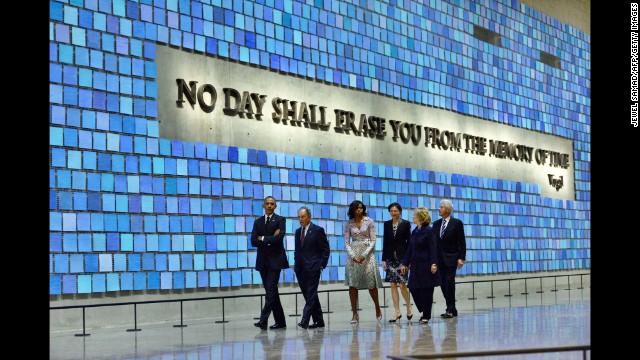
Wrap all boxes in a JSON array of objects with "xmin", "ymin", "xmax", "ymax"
[
  {"xmin": 294, "ymin": 206, "xmax": 330, "ymax": 329},
  {"xmin": 251, "ymin": 196, "xmax": 289, "ymax": 330}
]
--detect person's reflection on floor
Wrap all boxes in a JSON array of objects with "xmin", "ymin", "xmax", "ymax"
[
  {"xmin": 440, "ymin": 317, "xmax": 458, "ymax": 353},
  {"xmin": 301, "ymin": 326, "xmax": 325, "ymax": 360},
  {"xmin": 370, "ymin": 322, "xmax": 383, "ymax": 358},
  {"xmin": 344, "ymin": 326, "xmax": 384, "ymax": 359},
  {"xmin": 411, "ymin": 323, "xmax": 436, "ymax": 355},
  {"xmin": 390, "ymin": 323, "xmax": 401, "ymax": 355},
  {"xmin": 390, "ymin": 321, "xmax": 414, "ymax": 357},
  {"xmin": 255, "ymin": 328, "xmax": 286, "ymax": 358},
  {"xmin": 347, "ymin": 329, "xmax": 360, "ymax": 360}
]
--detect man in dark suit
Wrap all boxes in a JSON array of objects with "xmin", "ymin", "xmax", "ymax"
[
  {"xmin": 251, "ymin": 196, "xmax": 289, "ymax": 330},
  {"xmin": 294, "ymin": 206, "xmax": 330, "ymax": 329},
  {"xmin": 433, "ymin": 199, "xmax": 466, "ymax": 318}
]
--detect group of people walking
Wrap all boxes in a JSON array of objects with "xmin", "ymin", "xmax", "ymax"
[{"xmin": 251, "ymin": 196, "xmax": 466, "ymax": 330}]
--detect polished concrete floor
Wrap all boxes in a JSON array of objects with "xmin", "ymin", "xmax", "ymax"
[{"xmin": 50, "ymin": 288, "xmax": 590, "ymax": 359}]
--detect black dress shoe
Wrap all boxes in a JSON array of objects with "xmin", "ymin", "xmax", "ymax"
[
  {"xmin": 308, "ymin": 322, "xmax": 325, "ymax": 329},
  {"xmin": 297, "ymin": 322, "xmax": 309, "ymax": 329},
  {"xmin": 254, "ymin": 322, "xmax": 267, "ymax": 330},
  {"xmin": 440, "ymin": 312, "xmax": 454, "ymax": 318},
  {"xmin": 269, "ymin": 323, "xmax": 286, "ymax": 330}
]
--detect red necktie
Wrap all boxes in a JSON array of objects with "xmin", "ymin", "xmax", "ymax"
[{"xmin": 300, "ymin": 227, "xmax": 306, "ymax": 246}]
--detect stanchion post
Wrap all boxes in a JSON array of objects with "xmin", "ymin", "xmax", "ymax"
[
  {"xmin": 536, "ymin": 277, "xmax": 544, "ymax": 293},
  {"xmin": 504, "ymin": 279, "xmax": 513, "ymax": 297},
  {"xmin": 487, "ymin": 280, "xmax": 495, "ymax": 299},
  {"xmin": 521, "ymin": 278, "xmax": 529, "ymax": 295},
  {"xmin": 126, "ymin": 303, "xmax": 142, "ymax": 332},
  {"xmin": 173, "ymin": 301, "xmax": 187, "ymax": 328},
  {"xmin": 551, "ymin": 276, "xmax": 559, "ymax": 292},
  {"xmin": 468, "ymin": 282, "xmax": 477, "ymax": 300},
  {"xmin": 323, "ymin": 291, "xmax": 333, "ymax": 313},
  {"xmin": 215, "ymin": 298, "xmax": 229, "ymax": 323},
  {"xmin": 74, "ymin": 307, "xmax": 91, "ymax": 337},
  {"xmin": 289, "ymin": 292, "xmax": 301, "ymax": 317},
  {"xmin": 380, "ymin": 286, "xmax": 388, "ymax": 308},
  {"xmin": 254, "ymin": 295, "xmax": 262, "ymax": 320},
  {"xmin": 577, "ymin": 274, "xmax": 584, "ymax": 290}
]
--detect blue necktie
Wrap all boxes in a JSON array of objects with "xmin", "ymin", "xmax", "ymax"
[{"xmin": 440, "ymin": 219, "xmax": 447, "ymax": 238}]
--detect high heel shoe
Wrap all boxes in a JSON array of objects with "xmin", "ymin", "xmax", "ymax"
[
  {"xmin": 407, "ymin": 314, "xmax": 413, "ymax": 321},
  {"xmin": 388, "ymin": 314, "xmax": 402, "ymax": 323},
  {"xmin": 350, "ymin": 315, "xmax": 359, "ymax": 324},
  {"xmin": 376, "ymin": 315, "xmax": 382, "ymax": 323}
]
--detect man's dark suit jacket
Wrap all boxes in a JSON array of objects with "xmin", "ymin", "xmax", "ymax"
[
  {"xmin": 251, "ymin": 214, "xmax": 289, "ymax": 271},
  {"xmin": 433, "ymin": 217, "xmax": 466, "ymax": 267},
  {"xmin": 294, "ymin": 223, "xmax": 330, "ymax": 272}
]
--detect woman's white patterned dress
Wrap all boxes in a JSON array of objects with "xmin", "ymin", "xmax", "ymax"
[{"xmin": 344, "ymin": 217, "xmax": 383, "ymax": 289}]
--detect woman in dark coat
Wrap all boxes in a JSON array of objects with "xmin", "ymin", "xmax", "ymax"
[
  {"xmin": 382, "ymin": 202, "xmax": 413, "ymax": 322},
  {"xmin": 401, "ymin": 207, "xmax": 441, "ymax": 324}
]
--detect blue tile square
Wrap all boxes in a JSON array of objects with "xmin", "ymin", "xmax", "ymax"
[
  {"xmin": 119, "ymin": 273, "xmax": 133, "ymax": 291},
  {"xmin": 62, "ymin": 275, "xmax": 77, "ymax": 294},
  {"xmin": 171, "ymin": 272, "xmax": 184, "ymax": 289},
  {"xmin": 70, "ymin": 254, "xmax": 84, "ymax": 273},
  {"xmin": 50, "ymin": 276, "xmax": 62, "ymax": 295},
  {"xmin": 54, "ymin": 254, "xmax": 69, "ymax": 274},
  {"xmin": 142, "ymin": 253, "xmax": 155, "ymax": 271}
]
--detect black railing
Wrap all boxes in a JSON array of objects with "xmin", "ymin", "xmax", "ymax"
[
  {"xmin": 387, "ymin": 344, "xmax": 591, "ymax": 359},
  {"xmin": 453, "ymin": 273, "xmax": 589, "ymax": 298},
  {"xmin": 50, "ymin": 272, "xmax": 590, "ymax": 336}
]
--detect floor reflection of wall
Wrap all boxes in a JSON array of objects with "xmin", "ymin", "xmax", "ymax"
[{"xmin": 50, "ymin": 293, "xmax": 591, "ymax": 360}]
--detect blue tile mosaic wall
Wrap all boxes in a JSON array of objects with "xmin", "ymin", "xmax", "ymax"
[{"xmin": 49, "ymin": 0, "xmax": 590, "ymax": 295}]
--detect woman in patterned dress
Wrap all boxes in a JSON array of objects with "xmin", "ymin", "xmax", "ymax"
[
  {"xmin": 382, "ymin": 202, "xmax": 414, "ymax": 322},
  {"xmin": 344, "ymin": 200, "xmax": 384, "ymax": 323}
]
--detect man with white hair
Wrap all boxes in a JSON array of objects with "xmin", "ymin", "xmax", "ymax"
[{"xmin": 433, "ymin": 199, "xmax": 466, "ymax": 318}]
